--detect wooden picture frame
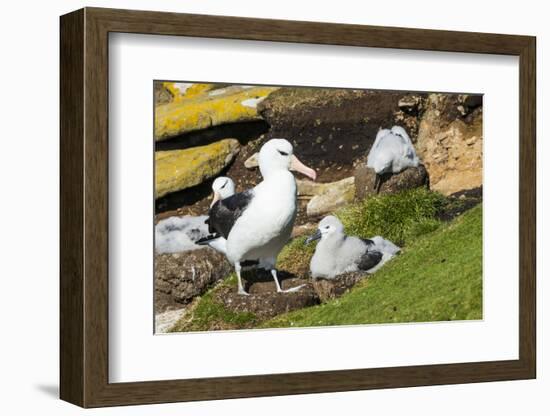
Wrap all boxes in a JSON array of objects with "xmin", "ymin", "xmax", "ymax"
[{"xmin": 60, "ymin": 7, "xmax": 536, "ymax": 408}]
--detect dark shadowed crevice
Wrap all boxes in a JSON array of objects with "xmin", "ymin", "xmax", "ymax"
[{"xmin": 155, "ymin": 120, "xmax": 270, "ymax": 152}]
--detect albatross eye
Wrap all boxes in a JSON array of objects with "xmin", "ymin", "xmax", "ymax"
[
  {"xmin": 220, "ymin": 180, "xmax": 227, "ymax": 189},
  {"xmin": 277, "ymin": 150, "xmax": 289, "ymax": 156}
]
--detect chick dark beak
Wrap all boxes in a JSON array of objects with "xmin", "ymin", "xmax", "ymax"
[{"xmin": 305, "ymin": 229, "xmax": 322, "ymax": 245}]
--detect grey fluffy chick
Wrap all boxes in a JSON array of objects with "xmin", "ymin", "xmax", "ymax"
[{"xmin": 306, "ymin": 216, "xmax": 400, "ymax": 279}]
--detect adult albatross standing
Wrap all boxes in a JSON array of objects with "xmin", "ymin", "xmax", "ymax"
[
  {"xmin": 366, "ymin": 125, "xmax": 420, "ymax": 193},
  {"xmin": 207, "ymin": 138, "xmax": 316, "ymax": 295}
]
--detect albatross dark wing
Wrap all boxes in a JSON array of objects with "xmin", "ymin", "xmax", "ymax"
[
  {"xmin": 207, "ymin": 189, "xmax": 254, "ymax": 239},
  {"xmin": 357, "ymin": 239, "xmax": 383, "ymax": 271}
]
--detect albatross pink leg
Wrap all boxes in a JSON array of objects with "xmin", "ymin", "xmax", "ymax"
[
  {"xmin": 235, "ymin": 262, "xmax": 249, "ymax": 296},
  {"xmin": 270, "ymin": 269, "xmax": 305, "ymax": 293}
]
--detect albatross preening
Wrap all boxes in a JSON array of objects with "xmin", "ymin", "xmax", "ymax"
[
  {"xmin": 205, "ymin": 139, "xmax": 317, "ymax": 295},
  {"xmin": 306, "ymin": 216, "xmax": 400, "ymax": 279},
  {"xmin": 196, "ymin": 176, "xmax": 236, "ymax": 254},
  {"xmin": 366, "ymin": 126, "xmax": 420, "ymax": 193}
]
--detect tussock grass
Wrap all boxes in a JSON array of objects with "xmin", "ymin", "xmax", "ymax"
[
  {"xmin": 337, "ymin": 187, "xmax": 446, "ymax": 246},
  {"xmin": 278, "ymin": 188, "xmax": 446, "ymax": 275}
]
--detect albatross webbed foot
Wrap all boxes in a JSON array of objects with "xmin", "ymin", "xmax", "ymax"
[
  {"xmin": 278, "ymin": 284, "xmax": 306, "ymax": 293},
  {"xmin": 270, "ymin": 269, "xmax": 304, "ymax": 293}
]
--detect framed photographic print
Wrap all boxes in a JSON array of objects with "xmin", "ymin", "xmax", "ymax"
[{"xmin": 60, "ymin": 7, "xmax": 536, "ymax": 408}]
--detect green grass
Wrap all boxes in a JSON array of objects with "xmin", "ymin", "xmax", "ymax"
[
  {"xmin": 169, "ymin": 274, "xmax": 259, "ymax": 332},
  {"xmin": 169, "ymin": 190, "xmax": 482, "ymax": 332},
  {"xmin": 264, "ymin": 204, "xmax": 482, "ymax": 328},
  {"xmin": 337, "ymin": 187, "xmax": 446, "ymax": 245},
  {"xmin": 278, "ymin": 188, "xmax": 446, "ymax": 275}
]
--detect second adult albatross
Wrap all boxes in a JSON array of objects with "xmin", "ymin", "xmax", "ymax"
[
  {"xmin": 366, "ymin": 125, "xmax": 420, "ymax": 193},
  {"xmin": 207, "ymin": 138, "xmax": 317, "ymax": 295},
  {"xmin": 196, "ymin": 176, "xmax": 236, "ymax": 254}
]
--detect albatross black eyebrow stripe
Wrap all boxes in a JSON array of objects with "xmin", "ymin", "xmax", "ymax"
[{"xmin": 278, "ymin": 150, "xmax": 289, "ymax": 156}]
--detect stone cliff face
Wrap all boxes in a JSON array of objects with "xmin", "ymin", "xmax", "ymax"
[{"xmin": 415, "ymin": 94, "xmax": 483, "ymax": 195}]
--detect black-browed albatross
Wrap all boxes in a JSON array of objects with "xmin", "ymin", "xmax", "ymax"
[
  {"xmin": 205, "ymin": 138, "xmax": 316, "ymax": 295},
  {"xmin": 196, "ymin": 176, "xmax": 235, "ymax": 254}
]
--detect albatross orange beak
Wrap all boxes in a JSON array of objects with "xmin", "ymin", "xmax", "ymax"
[
  {"xmin": 290, "ymin": 155, "xmax": 317, "ymax": 181},
  {"xmin": 210, "ymin": 191, "xmax": 221, "ymax": 208}
]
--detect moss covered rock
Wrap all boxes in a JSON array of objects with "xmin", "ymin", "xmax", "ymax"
[
  {"xmin": 155, "ymin": 139, "xmax": 240, "ymax": 198},
  {"xmin": 155, "ymin": 86, "xmax": 279, "ymax": 141}
]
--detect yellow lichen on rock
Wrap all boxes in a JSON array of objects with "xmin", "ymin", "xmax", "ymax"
[
  {"xmin": 163, "ymin": 82, "xmax": 217, "ymax": 102},
  {"xmin": 155, "ymin": 139, "xmax": 240, "ymax": 198},
  {"xmin": 155, "ymin": 86, "xmax": 279, "ymax": 141}
]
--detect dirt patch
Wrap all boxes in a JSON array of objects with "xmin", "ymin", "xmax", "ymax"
[
  {"xmin": 215, "ymin": 269, "xmax": 319, "ymax": 319},
  {"xmin": 437, "ymin": 186, "xmax": 482, "ymax": 221},
  {"xmin": 312, "ymin": 272, "xmax": 367, "ymax": 302},
  {"xmin": 259, "ymin": 88, "xmax": 420, "ymax": 183}
]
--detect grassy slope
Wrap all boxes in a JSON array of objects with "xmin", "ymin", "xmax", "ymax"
[
  {"xmin": 265, "ymin": 204, "xmax": 482, "ymax": 328},
  {"xmin": 170, "ymin": 274, "xmax": 259, "ymax": 332},
  {"xmin": 170, "ymin": 189, "xmax": 482, "ymax": 332}
]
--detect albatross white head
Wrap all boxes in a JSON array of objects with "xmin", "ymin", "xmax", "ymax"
[
  {"xmin": 306, "ymin": 215, "xmax": 345, "ymax": 244},
  {"xmin": 210, "ymin": 176, "xmax": 235, "ymax": 207},
  {"xmin": 258, "ymin": 138, "xmax": 317, "ymax": 181}
]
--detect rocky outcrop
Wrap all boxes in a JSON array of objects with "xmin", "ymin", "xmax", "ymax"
[
  {"xmin": 306, "ymin": 177, "xmax": 355, "ymax": 217},
  {"xmin": 354, "ymin": 164, "xmax": 429, "ymax": 199},
  {"xmin": 244, "ymin": 152, "xmax": 259, "ymax": 169},
  {"xmin": 155, "ymin": 86, "xmax": 279, "ymax": 141},
  {"xmin": 312, "ymin": 272, "xmax": 366, "ymax": 302},
  {"xmin": 393, "ymin": 94, "xmax": 428, "ymax": 141},
  {"xmin": 415, "ymin": 94, "xmax": 483, "ymax": 195},
  {"xmin": 155, "ymin": 307, "xmax": 188, "ymax": 333},
  {"xmin": 155, "ymin": 139, "xmax": 240, "ymax": 198},
  {"xmin": 155, "ymin": 249, "xmax": 232, "ymax": 311}
]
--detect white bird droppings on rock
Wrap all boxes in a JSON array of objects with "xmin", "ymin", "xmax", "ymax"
[
  {"xmin": 241, "ymin": 97, "xmax": 266, "ymax": 108},
  {"xmin": 173, "ymin": 83, "xmax": 193, "ymax": 93}
]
